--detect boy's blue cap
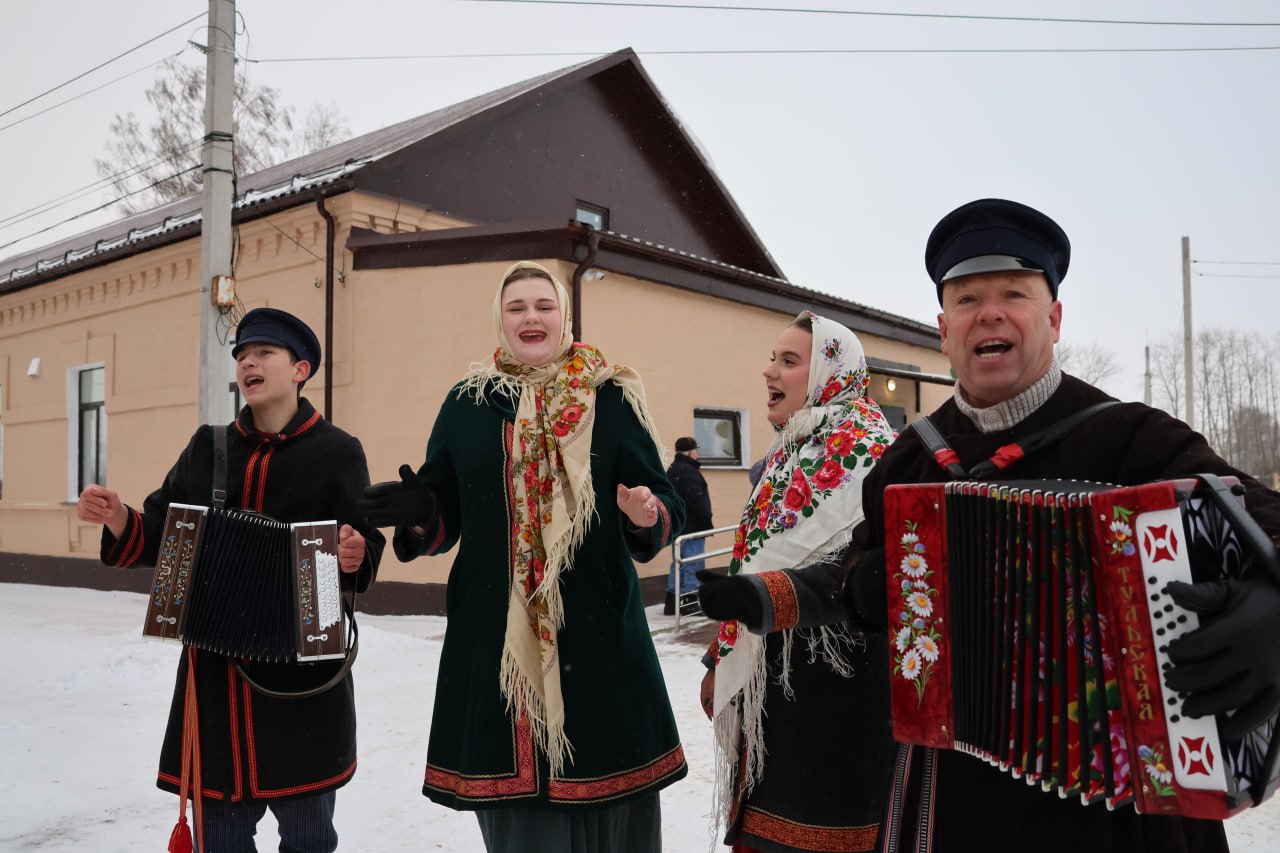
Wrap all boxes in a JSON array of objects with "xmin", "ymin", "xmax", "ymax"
[
  {"xmin": 925, "ymin": 199, "xmax": 1070, "ymax": 304},
  {"xmin": 232, "ymin": 308, "xmax": 322, "ymax": 386}
]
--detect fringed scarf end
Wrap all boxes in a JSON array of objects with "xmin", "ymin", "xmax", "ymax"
[{"xmin": 499, "ymin": 648, "xmax": 574, "ymax": 777}]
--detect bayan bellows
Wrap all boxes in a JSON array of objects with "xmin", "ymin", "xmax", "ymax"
[
  {"xmin": 884, "ymin": 475, "xmax": 1279, "ymax": 819},
  {"xmin": 142, "ymin": 504, "xmax": 346, "ymax": 663}
]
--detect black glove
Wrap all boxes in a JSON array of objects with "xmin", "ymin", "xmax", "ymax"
[
  {"xmin": 357, "ymin": 464, "xmax": 437, "ymax": 530},
  {"xmin": 1165, "ymin": 576, "xmax": 1280, "ymax": 741},
  {"xmin": 696, "ymin": 569, "xmax": 763, "ymax": 629},
  {"xmin": 844, "ymin": 547, "xmax": 887, "ymax": 630}
]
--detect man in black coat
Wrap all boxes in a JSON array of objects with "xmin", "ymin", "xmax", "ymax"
[
  {"xmin": 665, "ymin": 436, "xmax": 713, "ymax": 614},
  {"xmin": 697, "ymin": 198, "xmax": 1280, "ymax": 853},
  {"xmin": 845, "ymin": 199, "xmax": 1280, "ymax": 853},
  {"xmin": 78, "ymin": 308, "xmax": 384, "ymax": 853}
]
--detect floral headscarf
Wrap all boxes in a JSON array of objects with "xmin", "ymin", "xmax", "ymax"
[
  {"xmin": 459, "ymin": 261, "xmax": 663, "ymax": 777},
  {"xmin": 711, "ymin": 311, "xmax": 897, "ymax": 805}
]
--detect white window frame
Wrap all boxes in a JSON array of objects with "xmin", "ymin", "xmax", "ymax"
[
  {"xmin": 692, "ymin": 406, "xmax": 750, "ymax": 469},
  {"xmin": 67, "ymin": 362, "xmax": 107, "ymax": 501}
]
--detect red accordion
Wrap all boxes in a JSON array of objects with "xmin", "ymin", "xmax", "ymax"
[{"xmin": 884, "ymin": 476, "xmax": 1280, "ymax": 819}]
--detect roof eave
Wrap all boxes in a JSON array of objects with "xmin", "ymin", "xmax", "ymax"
[{"xmin": 348, "ymin": 222, "xmax": 940, "ymax": 350}]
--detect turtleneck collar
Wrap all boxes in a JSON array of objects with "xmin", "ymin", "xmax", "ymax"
[{"xmin": 954, "ymin": 357, "xmax": 1063, "ymax": 433}]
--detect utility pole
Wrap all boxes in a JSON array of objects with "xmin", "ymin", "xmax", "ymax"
[
  {"xmin": 1143, "ymin": 345, "xmax": 1152, "ymax": 406},
  {"xmin": 1181, "ymin": 236, "xmax": 1193, "ymax": 429},
  {"xmin": 197, "ymin": 0, "xmax": 237, "ymax": 427}
]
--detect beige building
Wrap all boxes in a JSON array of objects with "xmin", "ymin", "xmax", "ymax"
[{"xmin": 0, "ymin": 49, "xmax": 952, "ymax": 613}]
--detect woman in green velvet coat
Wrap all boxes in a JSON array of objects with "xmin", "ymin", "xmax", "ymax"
[{"xmin": 360, "ymin": 261, "xmax": 688, "ymax": 853}]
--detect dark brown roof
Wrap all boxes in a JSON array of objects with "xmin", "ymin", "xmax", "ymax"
[
  {"xmin": 1, "ymin": 49, "xmax": 785, "ymax": 287},
  {"xmin": 0, "ymin": 52, "xmax": 616, "ymax": 287}
]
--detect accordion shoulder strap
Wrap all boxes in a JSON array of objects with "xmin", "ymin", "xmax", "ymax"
[
  {"xmin": 233, "ymin": 598, "xmax": 359, "ymax": 700},
  {"xmin": 212, "ymin": 425, "xmax": 228, "ymax": 509},
  {"xmin": 910, "ymin": 417, "xmax": 968, "ymax": 479},
  {"xmin": 913, "ymin": 400, "xmax": 1120, "ymax": 480}
]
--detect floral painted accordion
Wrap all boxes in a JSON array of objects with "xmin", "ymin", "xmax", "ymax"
[
  {"xmin": 884, "ymin": 475, "xmax": 1280, "ymax": 819},
  {"xmin": 141, "ymin": 503, "xmax": 346, "ymax": 663}
]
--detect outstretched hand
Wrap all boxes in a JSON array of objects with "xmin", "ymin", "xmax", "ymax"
[
  {"xmin": 617, "ymin": 484, "xmax": 659, "ymax": 528},
  {"xmin": 1166, "ymin": 576, "xmax": 1280, "ymax": 740},
  {"xmin": 358, "ymin": 464, "xmax": 437, "ymax": 530},
  {"xmin": 78, "ymin": 484, "xmax": 127, "ymax": 538}
]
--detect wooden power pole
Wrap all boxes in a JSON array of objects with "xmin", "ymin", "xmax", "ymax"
[
  {"xmin": 198, "ymin": 0, "xmax": 237, "ymax": 427},
  {"xmin": 1182, "ymin": 236, "xmax": 1193, "ymax": 429}
]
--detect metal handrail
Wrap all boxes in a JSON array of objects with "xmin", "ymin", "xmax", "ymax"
[{"xmin": 671, "ymin": 524, "xmax": 738, "ymax": 630}]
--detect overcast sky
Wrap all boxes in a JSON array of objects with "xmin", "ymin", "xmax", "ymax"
[{"xmin": 2, "ymin": 0, "xmax": 1278, "ymax": 401}]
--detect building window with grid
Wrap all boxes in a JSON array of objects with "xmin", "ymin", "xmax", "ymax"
[
  {"xmin": 693, "ymin": 407, "xmax": 745, "ymax": 467},
  {"xmin": 77, "ymin": 366, "xmax": 107, "ymax": 491}
]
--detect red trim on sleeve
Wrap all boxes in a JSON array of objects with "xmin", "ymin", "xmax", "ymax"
[
  {"xmin": 121, "ymin": 507, "xmax": 147, "ymax": 567},
  {"xmin": 759, "ymin": 570, "xmax": 800, "ymax": 631},
  {"xmin": 656, "ymin": 499, "xmax": 672, "ymax": 547},
  {"xmin": 427, "ymin": 519, "xmax": 447, "ymax": 554}
]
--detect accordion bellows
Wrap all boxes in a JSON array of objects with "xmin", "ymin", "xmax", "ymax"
[
  {"xmin": 884, "ymin": 476, "xmax": 1280, "ymax": 819},
  {"xmin": 142, "ymin": 503, "xmax": 346, "ymax": 663}
]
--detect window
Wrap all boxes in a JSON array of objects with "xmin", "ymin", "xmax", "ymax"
[
  {"xmin": 693, "ymin": 408, "xmax": 746, "ymax": 466},
  {"xmin": 77, "ymin": 366, "xmax": 107, "ymax": 491},
  {"xmin": 574, "ymin": 201, "xmax": 609, "ymax": 231},
  {"xmin": 880, "ymin": 404, "xmax": 907, "ymax": 433}
]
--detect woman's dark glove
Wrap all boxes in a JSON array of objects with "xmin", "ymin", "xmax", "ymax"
[
  {"xmin": 844, "ymin": 547, "xmax": 887, "ymax": 629},
  {"xmin": 696, "ymin": 569, "xmax": 763, "ymax": 629},
  {"xmin": 358, "ymin": 464, "xmax": 437, "ymax": 530},
  {"xmin": 1165, "ymin": 576, "xmax": 1280, "ymax": 741}
]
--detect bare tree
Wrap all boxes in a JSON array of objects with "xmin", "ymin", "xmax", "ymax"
[
  {"xmin": 95, "ymin": 58, "xmax": 349, "ymax": 214},
  {"xmin": 1149, "ymin": 327, "xmax": 1280, "ymax": 482},
  {"xmin": 1057, "ymin": 341, "xmax": 1122, "ymax": 389},
  {"xmin": 1149, "ymin": 332, "xmax": 1184, "ymax": 418}
]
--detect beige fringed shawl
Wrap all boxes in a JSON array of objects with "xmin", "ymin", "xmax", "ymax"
[{"xmin": 458, "ymin": 261, "xmax": 664, "ymax": 776}]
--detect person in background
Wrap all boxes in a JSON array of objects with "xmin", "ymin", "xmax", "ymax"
[
  {"xmin": 359, "ymin": 261, "xmax": 687, "ymax": 853},
  {"xmin": 844, "ymin": 198, "xmax": 1280, "ymax": 853},
  {"xmin": 695, "ymin": 310, "xmax": 898, "ymax": 853},
  {"xmin": 77, "ymin": 307, "xmax": 384, "ymax": 853},
  {"xmin": 665, "ymin": 436, "xmax": 713, "ymax": 615}
]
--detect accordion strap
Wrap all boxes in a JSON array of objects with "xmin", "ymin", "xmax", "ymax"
[
  {"xmin": 232, "ymin": 597, "xmax": 359, "ymax": 700},
  {"xmin": 211, "ymin": 425, "xmax": 228, "ymax": 509},
  {"xmin": 912, "ymin": 401, "xmax": 1120, "ymax": 480}
]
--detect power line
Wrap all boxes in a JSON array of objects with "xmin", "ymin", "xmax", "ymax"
[
  {"xmin": 0, "ymin": 51, "xmax": 185, "ymax": 135},
  {"xmin": 0, "ymin": 12, "xmax": 205, "ymax": 120},
  {"xmin": 0, "ymin": 139, "xmax": 203, "ymax": 231},
  {"xmin": 1193, "ymin": 272, "xmax": 1280, "ymax": 279},
  {"xmin": 0, "ymin": 165, "xmax": 201, "ymax": 254},
  {"xmin": 460, "ymin": 0, "xmax": 1280, "ymax": 27},
  {"xmin": 1193, "ymin": 259, "xmax": 1280, "ymax": 266},
  {"xmin": 251, "ymin": 43, "xmax": 1280, "ymax": 63}
]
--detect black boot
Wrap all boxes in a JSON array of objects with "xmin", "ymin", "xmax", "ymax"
[{"xmin": 663, "ymin": 591, "xmax": 675, "ymax": 615}]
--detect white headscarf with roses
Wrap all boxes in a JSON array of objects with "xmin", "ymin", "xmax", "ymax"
[{"xmin": 711, "ymin": 311, "xmax": 897, "ymax": 814}]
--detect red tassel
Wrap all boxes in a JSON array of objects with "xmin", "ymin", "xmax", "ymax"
[{"xmin": 168, "ymin": 816, "xmax": 193, "ymax": 853}]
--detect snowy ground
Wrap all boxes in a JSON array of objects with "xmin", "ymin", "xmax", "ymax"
[{"xmin": 0, "ymin": 582, "xmax": 1277, "ymax": 852}]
